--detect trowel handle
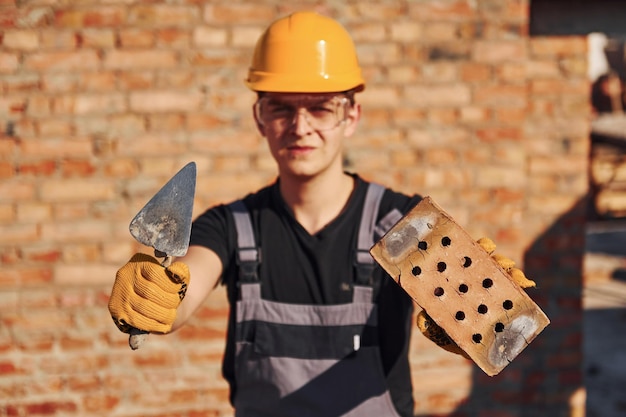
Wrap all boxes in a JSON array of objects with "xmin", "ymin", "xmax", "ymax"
[
  {"xmin": 160, "ymin": 255, "xmax": 172, "ymax": 268},
  {"xmin": 128, "ymin": 327, "xmax": 149, "ymax": 350},
  {"xmin": 127, "ymin": 253, "xmax": 172, "ymax": 350}
]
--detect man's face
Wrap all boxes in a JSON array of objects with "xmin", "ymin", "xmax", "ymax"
[{"xmin": 253, "ymin": 92, "xmax": 360, "ymax": 179}]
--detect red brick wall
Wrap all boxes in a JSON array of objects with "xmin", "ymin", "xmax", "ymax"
[{"xmin": 0, "ymin": 1, "xmax": 588, "ymax": 416}]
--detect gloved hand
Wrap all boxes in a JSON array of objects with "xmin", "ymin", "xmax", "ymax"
[
  {"xmin": 476, "ymin": 237, "xmax": 536, "ymax": 289},
  {"xmin": 417, "ymin": 237, "xmax": 535, "ymax": 357},
  {"xmin": 417, "ymin": 309, "xmax": 470, "ymax": 359},
  {"xmin": 108, "ymin": 253, "xmax": 190, "ymax": 334}
]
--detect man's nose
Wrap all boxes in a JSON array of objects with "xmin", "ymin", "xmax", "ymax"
[{"xmin": 291, "ymin": 109, "xmax": 314, "ymax": 135}]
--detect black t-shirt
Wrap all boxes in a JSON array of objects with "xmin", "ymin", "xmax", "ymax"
[{"xmin": 189, "ymin": 173, "xmax": 422, "ymax": 417}]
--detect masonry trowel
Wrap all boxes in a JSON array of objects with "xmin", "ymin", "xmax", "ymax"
[{"xmin": 126, "ymin": 161, "xmax": 196, "ymax": 350}]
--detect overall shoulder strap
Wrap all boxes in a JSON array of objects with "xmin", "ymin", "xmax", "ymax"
[
  {"xmin": 228, "ymin": 200, "xmax": 261, "ymax": 283},
  {"xmin": 355, "ymin": 183, "xmax": 384, "ymax": 286},
  {"xmin": 355, "ymin": 183, "xmax": 403, "ymax": 286}
]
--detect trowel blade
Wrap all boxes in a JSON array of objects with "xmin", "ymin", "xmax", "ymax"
[{"xmin": 129, "ymin": 162, "xmax": 196, "ymax": 257}]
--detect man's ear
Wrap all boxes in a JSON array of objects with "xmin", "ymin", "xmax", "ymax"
[{"xmin": 343, "ymin": 102, "xmax": 361, "ymax": 137}]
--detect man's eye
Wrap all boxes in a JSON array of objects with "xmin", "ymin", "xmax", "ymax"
[
  {"xmin": 308, "ymin": 104, "xmax": 334, "ymax": 115},
  {"xmin": 267, "ymin": 104, "xmax": 293, "ymax": 114}
]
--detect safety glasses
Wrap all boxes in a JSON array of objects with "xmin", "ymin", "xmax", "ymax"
[{"xmin": 254, "ymin": 94, "xmax": 351, "ymax": 132}]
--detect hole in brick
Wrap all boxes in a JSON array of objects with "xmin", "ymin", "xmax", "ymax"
[
  {"xmin": 503, "ymin": 300, "xmax": 514, "ymax": 310},
  {"xmin": 495, "ymin": 322, "xmax": 505, "ymax": 332},
  {"xmin": 455, "ymin": 311, "xmax": 465, "ymax": 320},
  {"xmin": 482, "ymin": 278, "xmax": 493, "ymax": 288},
  {"xmin": 434, "ymin": 287, "xmax": 444, "ymax": 297},
  {"xmin": 472, "ymin": 333, "xmax": 483, "ymax": 343},
  {"xmin": 459, "ymin": 283, "xmax": 469, "ymax": 293},
  {"xmin": 441, "ymin": 236, "xmax": 451, "ymax": 246},
  {"xmin": 462, "ymin": 256, "xmax": 472, "ymax": 267},
  {"xmin": 437, "ymin": 262, "xmax": 447, "ymax": 272},
  {"xmin": 477, "ymin": 304, "xmax": 488, "ymax": 314},
  {"xmin": 418, "ymin": 241, "xmax": 428, "ymax": 250},
  {"xmin": 412, "ymin": 266, "xmax": 422, "ymax": 276}
]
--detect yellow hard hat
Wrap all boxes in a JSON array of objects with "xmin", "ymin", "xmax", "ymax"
[{"xmin": 245, "ymin": 12, "xmax": 365, "ymax": 93}]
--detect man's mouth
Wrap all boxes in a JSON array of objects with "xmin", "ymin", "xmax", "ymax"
[{"xmin": 286, "ymin": 145, "xmax": 315, "ymax": 154}]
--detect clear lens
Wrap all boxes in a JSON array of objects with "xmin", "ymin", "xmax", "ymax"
[{"xmin": 255, "ymin": 95, "xmax": 349, "ymax": 132}]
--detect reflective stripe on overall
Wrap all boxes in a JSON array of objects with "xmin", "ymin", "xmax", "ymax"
[{"xmin": 228, "ymin": 183, "xmax": 403, "ymax": 417}]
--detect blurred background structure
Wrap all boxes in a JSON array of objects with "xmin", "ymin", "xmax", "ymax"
[{"xmin": 1, "ymin": 0, "xmax": 625, "ymax": 416}]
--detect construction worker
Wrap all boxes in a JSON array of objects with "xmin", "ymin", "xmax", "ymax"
[{"xmin": 108, "ymin": 11, "xmax": 533, "ymax": 416}]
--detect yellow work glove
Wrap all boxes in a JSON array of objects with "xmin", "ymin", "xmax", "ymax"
[
  {"xmin": 108, "ymin": 253, "xmax": 190, "ymax": 335},
  {"xmin": 417, "ymin": 237, "xmax": 536, "ymax": 357},
  {"xmin": 476, "ymin": 237, "xmax": 536, "ymax": 289},
  {"xmin": 417, "ymin": 309, "xmax": 470, "ymax": 359}
]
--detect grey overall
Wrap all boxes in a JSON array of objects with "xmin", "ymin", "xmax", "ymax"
[{"xmin": 229, "ymin": 183, "xmax": 403, "ymax": 417}]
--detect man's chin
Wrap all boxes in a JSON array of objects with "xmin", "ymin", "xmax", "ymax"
[{"xmin": 279, "ymin": 163, "xmax": 322, "ymax": 180}]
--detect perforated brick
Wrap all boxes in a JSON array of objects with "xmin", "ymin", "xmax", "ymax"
[{"xmin": 370, "ymin": 196, "xmax": 550, "ymax": 376}]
